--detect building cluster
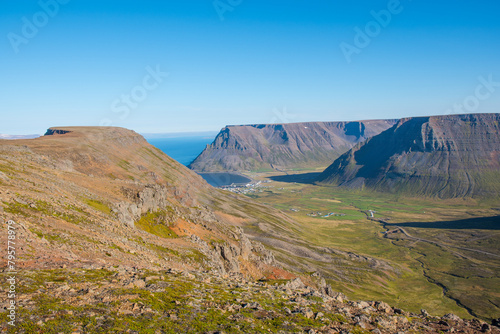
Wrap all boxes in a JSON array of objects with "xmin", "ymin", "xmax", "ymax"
[
  {"xmin": 306, "ymin": 212, "xmax": 346, "ymax": 218},
  {"xmin": 220, "ymin": 180, "xmax": 271, "ymax": 194}
]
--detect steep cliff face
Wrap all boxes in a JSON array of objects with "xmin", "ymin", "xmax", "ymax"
[
  {"xmin": 189, "ymin": 120, "xmax": 396, "ymax": 172},
  {"xmin": 317, "ymin": 113, "xmax": 500, "ymax": 198}
]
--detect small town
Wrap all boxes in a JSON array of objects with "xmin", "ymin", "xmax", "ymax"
[
  {"xmin": 219, "ymin": 180, "xmax": 272, "ymax": 194},
  {"xmin": 307, "ymin": 211, "xmax": 346, "ymax": 218}
]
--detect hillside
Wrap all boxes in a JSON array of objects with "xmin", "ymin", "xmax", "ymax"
[
  {"xmin": 1, "ymin": 126, "xmax": 499, "ymax": 332},
  {"xmin": 189, "ymin": 120, "xmax": 396, "ymax": 172},
  {"xmin": 8, "ymin": 268, "xmax": 499, "ymax": 334},
  {"xmin": 0, "ymin": 126, "xmax": 282, "ymax": 277},
  {"xmin": 317, "ymin": 113, "xmax": 500, "ymax": 198},
  {"xmin": 0, "ymin": 126, "xmax": 404, "ymax": 288}
]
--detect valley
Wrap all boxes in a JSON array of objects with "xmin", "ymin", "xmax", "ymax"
[
  {"xmin": 1, "ymin": 125, "xmax": 499, "ymax": 333},
  {"xmin": 4, "ymin": 1, "xmax": 500, "ymax": 331},
  {"xmin": 236, "ymin": 168, "xmax": 500, "ymax": 321}
]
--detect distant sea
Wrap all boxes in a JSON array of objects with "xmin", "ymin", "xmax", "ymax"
[
  {"xmin": 145, "ymin": 133, "xmax": 216, "ymax": 166},
  {"xmin": 145, "ymin": 132, "xmax": 252, "ymax": 187}
]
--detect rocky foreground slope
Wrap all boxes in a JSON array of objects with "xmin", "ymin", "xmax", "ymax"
[
  {"xmin": 189, "ymin": 120, "xmax": 396, "ymax": 172},
  {"xmin": 1, "ymin": 126, "xmax": 498, "ymax": 332},
  {"xmin": 3, "ymin": 267, "xmax": 498, "ymax": 333},
  {"xmin": 317, "ymin": 113, "xmax": 500, "ymax": 198}
]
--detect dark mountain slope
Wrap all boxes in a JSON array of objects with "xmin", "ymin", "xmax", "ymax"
[
  {"xmin": 189, "ymin": 120, "xmax": 396, "ymax": 172},
  {"xmin": 317, "ymin": 113, "xmax": 500, "ymax": 198}
]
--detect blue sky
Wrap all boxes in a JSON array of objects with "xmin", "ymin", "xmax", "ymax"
[{"xmin": 1, "ymin": 0, "xmax": 500, "ymax": 134}]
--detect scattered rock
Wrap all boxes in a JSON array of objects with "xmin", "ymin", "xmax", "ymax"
[
  {"xmin": 482, "ymin": 323, "xmax": 491, "ymax": 332},
  {"xmin": 286, "ymin": 277, "xmax": 305, "ymax": 290},
  {"xmin": 301, "ymin": 308, "xmax": 314, "ymax": 319},
  {"xmin": 127, "ymin": 279, "xmax": 146, "ymax": 289},
  {"xmin": 442, "ymin": 313, "xmax": 461, "ymax": 322}
]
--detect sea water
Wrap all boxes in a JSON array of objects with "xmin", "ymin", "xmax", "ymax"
[
  {"xmin": 146, "ymin": 135, "xmax": 251, "ymax": 187},
  {"xmin": 146, "ymin": 136, "xmax": 214, "ymax": 166},
  {"xmin": 198, "ymin": 172, "xmax": 251, "ymax": 187}
]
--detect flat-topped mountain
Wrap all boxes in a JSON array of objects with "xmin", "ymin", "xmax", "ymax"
[
  {"xmin": 189, "ymin": 120, "xmax": 396, "ymax": 172},
  {"xmin": 317, "ymin": 113, "xmax": 500, "ymax": 198}
]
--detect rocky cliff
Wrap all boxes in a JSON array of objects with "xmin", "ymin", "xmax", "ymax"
[
  {"xmin": 189, "ymin": 120, "xmax": 396, "ymax": 172},
  {"xmin": 317, "ymin": 113, "xmax": 500, "ymax": 198}
]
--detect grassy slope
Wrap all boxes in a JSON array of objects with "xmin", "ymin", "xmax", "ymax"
[{"xmin": 243, "ymin": 171, "xmax": 500, "ymax": 320}]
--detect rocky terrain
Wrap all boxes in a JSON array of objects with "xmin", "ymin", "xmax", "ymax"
[
  {"xmin": 317, "ymin": 113, "xmax": 500, "ymax": 198},
  {"xmin": 1, "ymin": 126, "xmax": 499, "ymax": 332},
  {"xmin": 3, "ymin": 266, "xmax": 499, "ymax": 333},
  {"xmin": 0, "ymin": 126, "xmax": 281, "ymax": 278},
  {"xmin": 189, "ymin": 120, "xmax": 396, "ymax": 172}
]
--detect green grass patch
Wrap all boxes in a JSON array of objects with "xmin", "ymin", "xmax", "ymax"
[
  {"xmin": 4, "ymin": 200, "xmax": 89, "ymax": 224},
  {"xmin": 135, "ymin": 210, "xmax": 179, "ymax": 239},
  {"xmin": 84, "ymin": 198, "xmax": 112, "ymax": 215}
]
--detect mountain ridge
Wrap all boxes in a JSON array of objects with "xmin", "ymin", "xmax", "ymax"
[
  {"xmin": 317, "ymin": 113, "xmax": 500, "ymax": 198},
  {"xmin": 189, "ymin": 119, "xmax": 397, "ymax": 172}
]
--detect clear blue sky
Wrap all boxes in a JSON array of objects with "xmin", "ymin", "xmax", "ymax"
[{"xmin": 1, "ymin": 0, "xmax": 500, "ymax": 134}]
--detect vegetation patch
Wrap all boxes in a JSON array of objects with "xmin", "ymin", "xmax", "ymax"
[
  {"xmin": 4, "ymin": 199, "xmax": 89, "ymax": 224},
  {"xmin": 84, "ymin": 198, "xmax": 112, "ymax": 215},
  {"xmin": 135, "ymin": 210, "xmax": 179, "ymax": 239},
  {"xmin": 240, "ymin": 175, "xmax": 500, "ymax": 320}
]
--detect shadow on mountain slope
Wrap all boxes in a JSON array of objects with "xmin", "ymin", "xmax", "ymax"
[
  {"xmin": 387, "ymin": 215, "xmax": 500, "ymax": 230},
  {"xmin": 267, "ymin": 172, "xmax": 322, "ymax": 184}
]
